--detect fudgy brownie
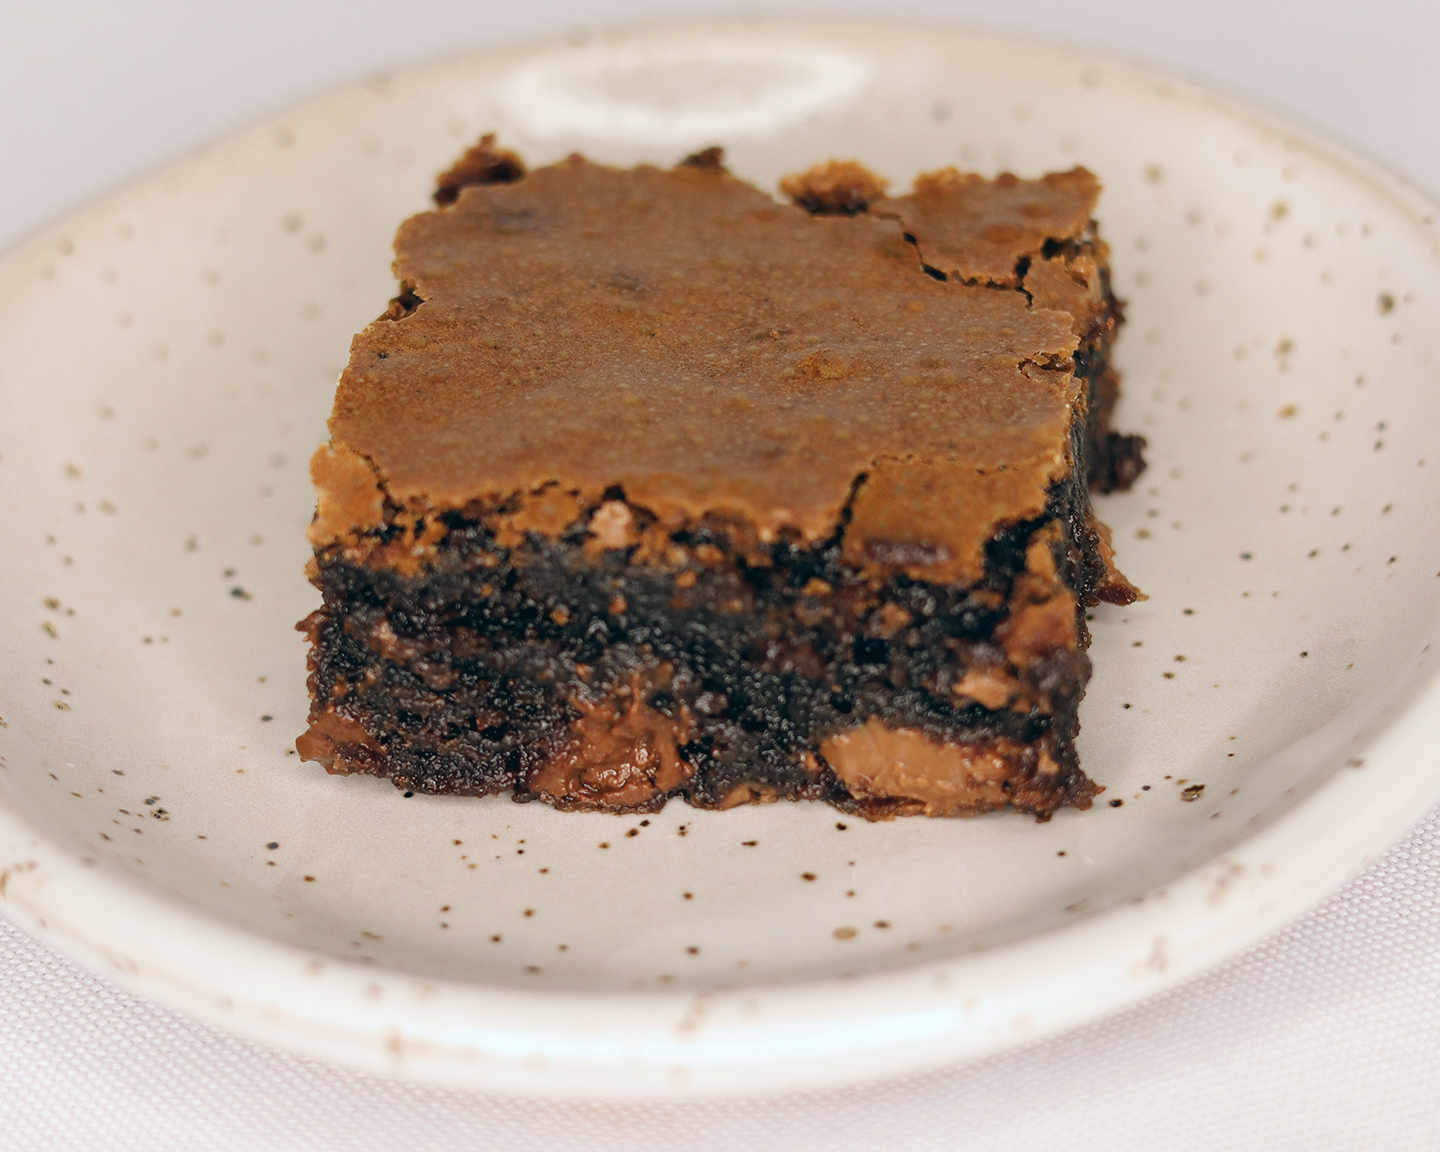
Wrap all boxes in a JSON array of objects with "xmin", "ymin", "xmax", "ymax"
[{"xmin": 296, "ymin": 139, "xmax": 1145, "ymax": 820}]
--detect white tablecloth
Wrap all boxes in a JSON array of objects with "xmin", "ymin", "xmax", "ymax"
[
  {"xmin": 6, "ymin": 808, "xmax": 1439, "ymax": 1150},
  {"xmin": 4, "ymin": 1, "xmax": 1438, "ymax": 1147}
]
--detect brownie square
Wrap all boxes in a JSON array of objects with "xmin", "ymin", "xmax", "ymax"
[{"xmin": 296, "ymin": 140, "xmax": 1143, "ymax": 819}]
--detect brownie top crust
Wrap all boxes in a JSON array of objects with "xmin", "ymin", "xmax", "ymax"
[
  {"xmin": 317, "ymin": 154, "xmax": 1102, "ymax": 585},
  {"xmin": 870, "ymin": 167, "xmax": 1099, "ymax": 286}
]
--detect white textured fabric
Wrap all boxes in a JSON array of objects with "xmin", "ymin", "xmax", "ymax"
[
  {"xmin": 5, "ymin": 1, "xmax": 1440, "ymax": 1147},
  {"xmin": 5, "ymin": 807, "xmax": 1440, "ymax": 1151}
]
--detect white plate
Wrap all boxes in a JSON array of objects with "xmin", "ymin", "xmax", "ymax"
[{"xmin": 2, "ymin": 20, "xmax": 1439, "ymax": 1099}]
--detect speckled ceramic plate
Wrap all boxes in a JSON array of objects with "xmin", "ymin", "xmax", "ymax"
[{"xmin": 3, "ymin": 20, "xmax": 1440, "ymax": 1099}]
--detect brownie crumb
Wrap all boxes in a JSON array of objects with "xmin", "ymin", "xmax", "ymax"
[
  {"xmin": 780, "ymin": 160, "xmax": 890, "ymax": 216},
  {"xmin": 378, "ymin": 281, "xmax": 424, "ymax": 321},
  {"xmin": 1094, "ymin": 432, "xmax": 1148, "ymax": 493},
  {"xmin": 433, "ymin": 133, "xmax": 525, "ymax": 206},
  {"xmin": 679, "ymin": 145, "xmax": 727, "ymax": 171}
]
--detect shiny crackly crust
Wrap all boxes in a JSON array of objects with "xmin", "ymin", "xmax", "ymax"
[{"xmin": 312, "ymin": 151, "xmax": 1103, "ymax": 586}]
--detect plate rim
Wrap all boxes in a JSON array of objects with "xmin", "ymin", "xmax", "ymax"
[{"xmin": 3, "ymin": 16, "xmax": 1440, "ymax": 1099}]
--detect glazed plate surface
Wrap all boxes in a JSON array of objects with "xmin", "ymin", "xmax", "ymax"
[{"xmin": 2, "ymin": 20, "xmax": 1439, "ymax": 1098}]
